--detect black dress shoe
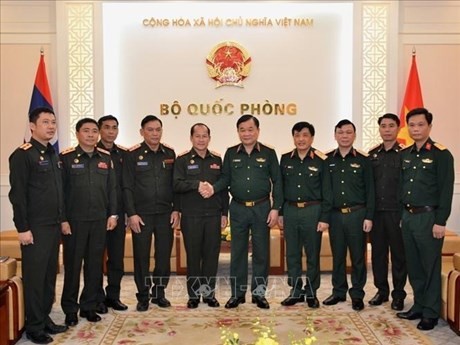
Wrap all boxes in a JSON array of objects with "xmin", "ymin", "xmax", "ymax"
[
  {"xmin": 203, "ymin": 297, "xmax": 220, "ymax": 307},
  {"xmin": 96, "ymin": 302, "xmax": 108, "ymax": 314},
  {"xmin": 44, "ymin": 320, "xmax": 68, "ymax": 334},
  {"xmin": 187, "ymin": 299, "xmax": 199, "ymax": 309},
  {"xmin": 105, "ymin": 298, "xmax": 128, "ymax": 311},
  {"xmin": 225, "ymin": 296, "xmax": 246, "ymax": 309},
  {"xmin": 322, "ymin": 295, "xmax": 346, "ymax": 305},
  {"xmin": 136, "ymin": 301, "xmax": 149, "ymax": 312},
  {"xmin": 151, "ymin": 296, "xmax": 171, "ymax": 308},
  {"xmin": 396, "ymin": 310, "xmax": 423, "ymax": 320},
  {"xmin": 306, "ymin": 297, "xmax": 320, "ymax": 309},
  {"xmin": 368, "ymin": 293, "xmax": 389, "ymax": 306},
  {"xmin": 280, "ymin": 295, "xmax": 304, "ymax": 306},
  {"xmin": 65, "ymin": 313, "xmax": 78, "ymax": 327},
  {"xmin": 252, "ymin": 296, "xmax": 270, "ymax": 309},
  {"xmin": 417, "ymin": 318, "xmax": 438, "ymax": 331},
  {"xmin": 391, "ymin": 298, "xmax": 404, "ymax": 311},
  {"xmin": 26, "ymin": 331, "xmax": 53, "ymax": 344},
  {"xmin": 79, "ymin": 310, "xmax": 102, "ymax": 322},
  {"xmin": 352, "ymin": 298, "xmax": 365, "ymax": 311}
]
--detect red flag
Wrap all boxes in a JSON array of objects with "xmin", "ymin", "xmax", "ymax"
[
  {"xmin": 398, "ymin": 52, "xmax": 424, "ymax": 146},
  {"xmin": 25, "ymin": 50, "xmax": 58, "ymax": 150}
]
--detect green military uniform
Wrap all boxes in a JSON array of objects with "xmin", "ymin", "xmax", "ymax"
[
  {"xmin": 213, "ymin": 142, "xmax": 282, "ymax": 298},
  {"xmin": 280, "ymin": 148, "xmax": 332, "ymax": 298},
  {"xmin": 9, "ymin": 139, "xmax": 64, "ymax": 333},
  {"xmin": 327, "ymin": 147, "xmax": 375, "ymax": 299},
  {"xmin": 96, "ymin": 141, "xmax": 128, "ymax": 303},
  {"xmin": 60, "ymin": 145, "xmax": 117, "ymax": 314},
  {"xmin": 173, "ymin": 148, "xmax": 229, "ymax": 300},
  {"xmin": 123, "ymin": 142, "xmax": 178, "ymax": 302},
  {"xmin": 368, "ymin": 142, "xmax": 407, "ymax": 301},
  {"xmin": 400, "ymin": 138, "xmax": 454, "ymax": 319}
]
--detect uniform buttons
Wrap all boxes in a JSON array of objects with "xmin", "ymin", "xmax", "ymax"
[
  {"xmin": 341, "ymin": 181, "xmax": 344, "ymax": 183},
  {"xmin": 247, "ymin": 177, "xmax": 250, "ymax": 180},
  {"xmin": 297, "ymin": 185, "xmax": 301, "ymax": 188},
  {"xmin": 248, "ymin": 166, "xmax": 250, "ymax": 169},
  {"xmin": 341, "ymin": 170, "xmax": 344, "ymax": 173},
  {"xmin": 297, "ymin": 197, "xmax": 301, "ymax": 200},
  {"xmin": 413, "ymin": 167, "xmax": 416, "ymax": 169},
  {"xmin": 410, "ymin": 179, "xmax": 413, "ymax": 182},
  {"xmin": 407, "ymin": 191, "xmax": 411, "ymax": 194},
  {"xmin": 299, "ymin": 173, "xmax": 302, "ymax": 176},
  {"xmin": 247, "ymin": 190, "xmax": 250, "ymax": 193},
  {"xmin": 341, "ymin": 192, "xmax": 345, "ymax": 195}
]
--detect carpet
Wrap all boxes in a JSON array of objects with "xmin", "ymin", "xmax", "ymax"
[{"xmin": 48, "ymin": 296, "xmax": 431, "ymax": 345}]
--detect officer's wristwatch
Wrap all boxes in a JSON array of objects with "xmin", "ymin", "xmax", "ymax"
[{"xmin": 110, "ymin": 215, "xmax": 119, "ymax": 220}]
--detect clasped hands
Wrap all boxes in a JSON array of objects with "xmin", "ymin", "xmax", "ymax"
[{"xmin": 199, "ymin": 181, "xmax": 214, "ymax": 198}]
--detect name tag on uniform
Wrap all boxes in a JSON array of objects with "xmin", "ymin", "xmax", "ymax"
[
  {"xmin": 329, "ymin": 163, "xmax": 336, "ymax": 167},
  {"xmin": 187, "ymin": 164, "xmax": 199, "ymax": 170},
  {"xmin": 210, "ymin": 163, "xmax": 220, "ymax": 169},
  {"xmin": 285, "ymin": 165, "xmax": 294, "ymax": 169},
  {"xmin": 232, "ymin": 158, "xmax": 241, "ymax": 163},
  {"xmin": 98, "ymin": 162, "xmax": 108, "ymax": 169},
  {"xmin": 39, "ymin": 160, "xmax": 49, "ymax": 166},
  {"xmin": 71, "ymin": 164, "xmax": 84, "ymax": 169},
  {"xmin": 163, "ymin": 159, "xmax": 174, "ymax": 164},
  {"xmin": 137, "ymin": 161, "xmax": 148, "ymax": 166}
]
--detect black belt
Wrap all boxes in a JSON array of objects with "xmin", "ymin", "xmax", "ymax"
[
  {"xmin": 288, "ymin": 201, "xmax": 321, "ymax": 208},
  {"xmin": 405, "ymin": 205, "xmax": 436, "ymax": 214},
  {"xmin": 233, "ymin": 196, "xmax": 269, "ymax": 207},
  {"xmin": 335, "ymin": 205, "xmax": 365, "ymax": 214}
]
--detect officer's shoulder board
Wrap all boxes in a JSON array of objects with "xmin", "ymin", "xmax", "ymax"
[
  {"xmin": 368, "ymin": 143, "xmax": 381, "ymax": 153},
  {"xmin": 397, "ymin": 143, "xmax": 406, "ymax": 150},
  {"xmin": 162, "ymin": 142, "xmax": 174, "ymax": 151},
  {"xmin": 97, "ymin": 147, "xmax": 111, "ymax": 155},
  {"xmin": 19, "ymin": 143, "xmax": 32, "ymax": 151},
  {"xmin": 128, "ymin": 143, "xmax": 142, "ymax": 152},
  {"xmin": 60, "ymin": 146, "xmax": 76, "ymax": 155},
  {"xmin": 281, "ymin": 149, "xmax": 293, "ymax": 157},
  {"xmin": 178, "ymin": 149, "xmax": 191, "ymax": 158},
  {"xmin": 355, "ymin": 148, "xmax": 369, "ymax": 157},
  {"xmin": 313, "ymin": 149, "xmax": 327, "ymax": 160},
  {"xmin": 116, "ymin": 144, "xmax": 129, "ymax": 152},
  {"xmin": 209, "ymin": 150, "xmax": 221, "ymax": 157},
  {"xmin": 434, "ymin": 142, "xmax": 447, "ymax": 151}
]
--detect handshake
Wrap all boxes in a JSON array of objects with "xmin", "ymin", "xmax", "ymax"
[{"xmin": 199, "ymin": 181, "xmax": 214, "ymax": 199}]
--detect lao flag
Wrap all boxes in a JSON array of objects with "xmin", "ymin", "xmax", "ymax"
[
  {"xmin": 397, "ymin": 52, "xmax": 424, "ymax": 146},
  {"xmin": 25, "ymin": 51, "xmax": 59, "ymax": 151}
]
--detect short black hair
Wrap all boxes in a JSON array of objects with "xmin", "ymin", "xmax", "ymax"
[
  {"xmin": 237, "ymin": 114, "xmax": 259, "ymax": 129},
  {"xmin": 98, "ymin": 114, "xmax": 119, "ymax": 128},
  {"xmin": 141, "ymin": 115, "xmax": 162, "ymax": 128},
  {"xmin": 292, "ymin": 121, "xmax": 315, "ymax": 136},
  {"xmin": 190, "ymin": 123, "xmax": 210, "ymax": 136},
  {"xmin": 378, "ymin": 113, "xmax": 400, "ymax": 126},
  {"xmin": 406, "ymin": 107, "xmax": 433, "ymax": 125},
  {"xmin": 29, "ymin": 106, "xmax": 54, "ymax": 124},
  {"xmin": 334, "ymin": 119, "xmax": 356, "ymax": 132},
  {"xmin": 76, "ymin": 118, "xmax": 98, "ymax": 132}
]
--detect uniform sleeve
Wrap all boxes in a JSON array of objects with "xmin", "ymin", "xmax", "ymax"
[
  {"xmin": 435, "ymin": 149, "xmax": 455, "ymax": 225},
  {"xmin": 122, "ymin": 151, "xmax": 137, "ymax": 217},
  {"xmin": 8, "ymin": 150, "xmax": 30, "ymax": 232},
  {"xmin": 319, "ymin": 159, "xmax": 333, "ymax": 223},
  {"xmin": 363, "ymin": 156, "xmax": 375, "ymax": 220},
  {"xmin": 213, "ymin": 149, "xmax": 231, "ymax": 193},
  {"xmin": 108, "ymin": 159, "xmax": 118, "ymax": 216},
  {"xmin": 269, "ymin": 149, "xmax": 283, "ymax": 210},
  {"xmin": 60, "ymin": 154, "xmax": 69, "ymax": 222},
  {"xmin": 173, "ymin": 155, "xmax": 200, "ymax": 193},
  {"xmin": 171, "ymin": 152, "xmax": 181, "ymax": 212},
  {"xmin": 278, "ymin": 155, "xmax": 287, "ymax": 216}
]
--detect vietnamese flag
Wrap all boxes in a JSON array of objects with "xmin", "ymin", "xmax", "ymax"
[
  {"xmin": 398, "ymin": 52, "xmax": 424, "ymax": 146},
  {"xmin": 25, "ymin": 50, "xmax": 58, "ymax": 150}
]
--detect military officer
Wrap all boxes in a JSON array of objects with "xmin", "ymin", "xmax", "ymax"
[
  {"xmin": 95, "ymin": 115, "xmax": 129, "ymax": 312},
  {"xmin": 323, "ymin": 119, "xmax": 374, "ymax": 311},
  {"xmin": 368, "ymin": 113, "xmax": 407, "ymax": 311},
  {"xmin": 60, "ymin": 118, "xmax": 117, "ymax": 326},
  {"xmin": 9, "ymin": 107, "xmax": 68, "ymax": 344},
  {"xmin": 201, "ymin": 114, "xmax": 283, "ymax": 309},
  {"xmin": 123, "ymin": 115, "xmax": 180, "ymax": 312},
  {"xmin": 396, "ymin": 108, "xmax": 454, "ymax": 331},
  {"xmin": 279, "ymin": 122, "xmax": 332, "ymax": 309},
  {"xmin": 174, "ymin": 123, "xmax": 229, "ymax": 308}
]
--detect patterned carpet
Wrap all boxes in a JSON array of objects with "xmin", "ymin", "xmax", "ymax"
[{"xmin": 15, "ymin": 275, "xmax": 435, "ymax": 345}]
